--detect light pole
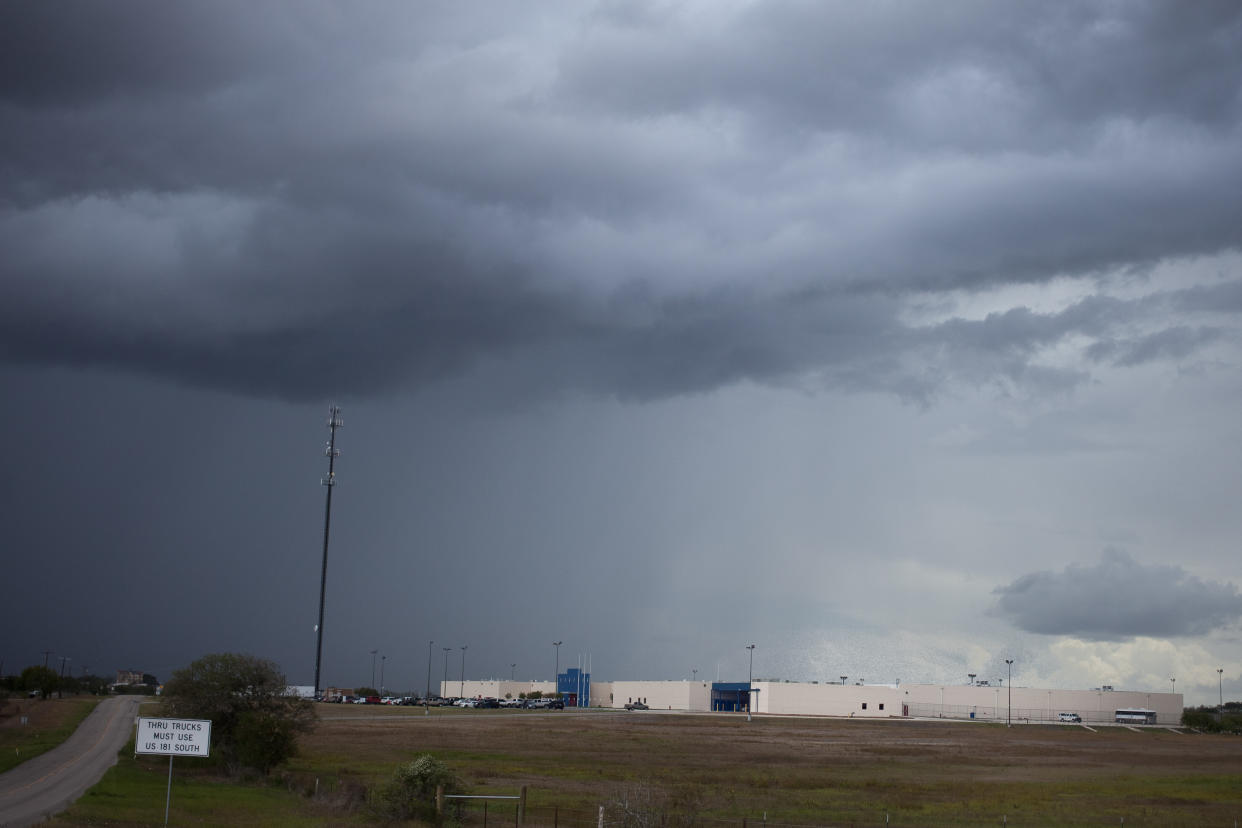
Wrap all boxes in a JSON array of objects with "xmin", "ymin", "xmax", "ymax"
[
  {"xmin": 553, "ymin": 641, "xmax": 562, "ymax": 697},
  {"xmin": 442, "ymin": 647, "xmax": 451, "ymax": 697},
  {"xmin": 370, "ymin": 649, "xmax": 378, "ymax": 691},
  {"xmin": 746, "ymin": 644, "xmax": 756, "ymax": 722},
  {"xmin": 511, "ymin": 663, "xmax": 516, "ymax": 681},
  {"xmin": 1218, "ymin": 667, "xmax": 1225, "ymax": 721},
  {"xmin": 460, "ymin": 646, "xmax": 468, "ymax": 699},
  {"xmin": 1005, "ymin": 659, "xmax": 1014, "ymax": 727},
  {"xmin": 840, "ymin": 676, "xmax": 847, "ymax": 686},
  {"xmin": 1170, "ymin": 676, "xmax": 1175, "ymax": 695},
  {"xmin": 692, "ymin": 668, "xmax": 698, "ymax": 683},
  {"xmin": 426, "ymin": 641, "xmax": 434, "ymax": 701},
  {"xmin": 968, "ymin": 673, "xmax": 976, "ymax": 686},
  {"xmin": 380, "ymin": 655, "xmax": 387, "ymax": 696}
]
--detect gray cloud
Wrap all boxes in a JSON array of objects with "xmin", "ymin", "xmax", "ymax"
[
  {"xmin": 992, "ymin": 548, "xmax": 1242, "ymax": 639},
  {"xmin": 2, "ymin": 2, "xmax": 1241, "ymax": 405}
]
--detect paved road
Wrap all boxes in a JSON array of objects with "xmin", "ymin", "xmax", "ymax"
[{"xmin": 0, "ymin": 695, "xmax": 143, "ymax": 828}]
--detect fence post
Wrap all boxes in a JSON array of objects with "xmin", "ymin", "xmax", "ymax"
[
  {"xmin": 436, "ymin": 785, "xmax": 444, "ymax": 816},
  {"xmin": 484, "ymin": 800, "xmax": 488, "ymax": 827},
  {"xmin": 518, "ymin": 785, "xmax": 527, "ymax": 826},
  {"xmin": 598, "ymin": 804, "xmax": 605, "ymax": 828}
]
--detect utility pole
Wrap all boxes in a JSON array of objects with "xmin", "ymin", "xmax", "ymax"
[
  {"xmin": 460, "ymin": 646, "xmax": 468, "ymax": 698},
  {"xmin": 42, "ymin": 650, "xmax": 53, "ymax": 669},
  {"xmin": 553, "ymin": 641, "xmax": 562, "ymax": 696},
  {"xmin": 370, "ymin": 649, "xmax": 378, "ymax": 691},
  {"xmin": 313, "ymin": 406, "xmax": 342, "ymax": 697},
  {"xmin": 442, "ymin": 648, "xmax": 451, "ymax": 697}
]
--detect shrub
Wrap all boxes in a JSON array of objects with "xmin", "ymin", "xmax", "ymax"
[
  {"xmin": 372, "ymin": 753, "xmax": 461, "ymax": 822},
  {"xmin": 234, "ymin": 710, "xmax": 303, "ymax": 774},
  {"xmin": 607, "ymin": 780, "xmax": 702, "ymax": 828}
]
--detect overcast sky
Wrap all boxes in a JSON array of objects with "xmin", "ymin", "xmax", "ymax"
[{"xmin": 2, "ymin": 1, "xmax": 1240, "ymax": 706}]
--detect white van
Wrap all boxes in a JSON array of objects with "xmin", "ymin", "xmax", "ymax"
[{"xmin": 1058, "ymin": 712, "xmax": 1082, "ymax": 722}]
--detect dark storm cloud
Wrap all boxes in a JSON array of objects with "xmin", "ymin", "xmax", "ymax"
[
  {"xmin": 992, "ymin": 549, "xmax": 1242, "ymax": 639},
  {"xmin": 2, "ymin": 1, "xmax": 1241, "ymax": 402}
]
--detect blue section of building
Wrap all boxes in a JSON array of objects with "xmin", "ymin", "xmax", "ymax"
[
  {"xmin": 557, "ymin": 668, "xmax": 591, "ymax": 707},
  {"xmin": 711, "ymin": 681, "xmax": 752, "ymax": 712}
]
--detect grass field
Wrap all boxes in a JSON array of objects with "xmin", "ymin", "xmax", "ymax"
[
  {"xmin": 51, "ymin": 705, "xmax": 1242, "ymax": 826},
  {"xmin": 0, "ymin": 696, "xmax": 101, "ymax": 774}
]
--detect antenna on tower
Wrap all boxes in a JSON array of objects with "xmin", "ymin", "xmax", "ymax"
[{"xmin": 313, "ymin": 406, "xmax": 343, "ymax": 697}]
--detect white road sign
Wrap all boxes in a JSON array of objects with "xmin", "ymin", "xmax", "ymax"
[{"xmin": 136, "ymin": 717, "xmax": 212, "ymax": 757}]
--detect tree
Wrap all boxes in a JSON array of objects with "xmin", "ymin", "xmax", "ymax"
[
  {"xmin": 20, "ymin": 665, "xmax": 59, "ymax": 699},
  {"xmin": 163, "ymin": 653, "xmax": 313, "ymax": 774}
]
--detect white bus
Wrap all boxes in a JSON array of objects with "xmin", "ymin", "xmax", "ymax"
[{"xmin": 1114, "ymin": 708, "xmax": 1157, "ymax": 725}]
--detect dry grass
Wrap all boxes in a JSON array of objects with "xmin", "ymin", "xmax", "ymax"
[
  {"xmin": 284, "ymin": 707, "xmax": 1242, "ymax": 825},
  {"xmin": 0, "ymin": 695, "xmax": 101, "ymax": 773}
]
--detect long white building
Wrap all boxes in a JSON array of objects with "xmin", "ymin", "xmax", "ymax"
[{"xmin": 442, "ymin": 678, "xmax": 1182, "ymax": 724}]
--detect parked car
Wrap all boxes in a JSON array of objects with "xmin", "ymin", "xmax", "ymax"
[{"xmin": 624, "ymin": 701, "xmax": 648, "ymax": 710}]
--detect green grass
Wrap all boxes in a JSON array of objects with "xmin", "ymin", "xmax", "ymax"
[
  {"xmin": 49, "ymin": 737, "xmax": 367, "ymax": 827},
  {"xmin": 0, "ymin": 697, "xmax": 100, "ymax": 773}
]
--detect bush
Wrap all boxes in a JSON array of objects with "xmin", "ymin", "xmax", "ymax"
[
  {"xmin": 372, "ymin": 753, "xmax": 461, "ymax": 822},
  {"xmin": 234, "ymin": 710, "xmax": 303, "ymax": 774},
  {"xmin": 606, "ymin": 780, "xmax": 702, "ymax": 828},
  {"xmin": 163, "ymin": 653, "xmax": 313, "ymax": 774},
  {"xmin": 1182, "ymin": 706, "xmax": 1242, "ymax": 733}
]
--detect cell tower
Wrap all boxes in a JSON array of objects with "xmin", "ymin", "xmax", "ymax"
[{"xmin": 313, "ymin": 406, "xmax": 342, "ymax": 696}]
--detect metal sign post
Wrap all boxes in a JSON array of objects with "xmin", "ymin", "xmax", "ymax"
[{"xmin": 136, "ymin": 718, "xmax": 212, "ymax": 826}]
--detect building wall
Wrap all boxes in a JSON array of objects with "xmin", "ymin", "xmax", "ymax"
[
  {"xmin": 605, "ymin": 680, "xmax": 710, "ymax": 711},
  {"xmin": 435, "ymin": 677, "xmax": 1181, "ymax": 723},
  {"xmin": 442, "ymin": 679, "xmax": 554, "ymax": 699},
  {"xmin": 900, "ymin": 685, "xmax": 1182, "ymax": 724},
  {"xmin": 756, "ymin": 682, "xmax": 899, "ymax": 717},
  {"xmin": 116, "ymin": 670, "xmax": 143, "ymax": 686}
]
